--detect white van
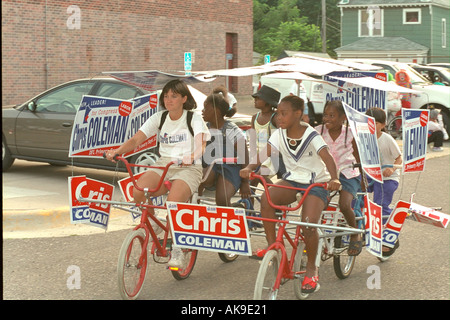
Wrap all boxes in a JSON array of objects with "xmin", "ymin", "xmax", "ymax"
[{"xmin": 344, "ymin": 59, "xmax": 450, "ymax": 135}]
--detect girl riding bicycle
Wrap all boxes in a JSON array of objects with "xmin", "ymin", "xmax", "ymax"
[
  {"xmin": 315, "ymin": 100, "xmax": 363, "ymax": 256},
  {"xmin": 199, "ymin": 87, "xmax": 251, "ymax": 206},
  {"xmin": 105, "ymin": 79, "xmax": 210, "ymax": 268},
  {"xmin": 240, "ymin": 95, "xmax": 341, "ymax": 293}
]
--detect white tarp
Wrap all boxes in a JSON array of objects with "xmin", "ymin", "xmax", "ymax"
[
  {"xmin": 102, "ymin": 70, "xmax": 215, "ymax": 92},
  {"xmin": 328, "ymin": 76, "xmax": 421, "ymax": 94}
]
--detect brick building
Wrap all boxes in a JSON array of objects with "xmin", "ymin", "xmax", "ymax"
[{"xmin": 2, "ymin": 0, "xmax": 253, "ymax": 106}]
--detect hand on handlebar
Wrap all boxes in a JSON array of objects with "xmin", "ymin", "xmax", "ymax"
[
  {"xmin": 239, "ymin": 167, "xmax": 253, "ymax": 180},
  {"xmin": 104, "ymin": 150, "xmax": 119, "ymax": 162},
  {"xmin": 327, "ymin": 178, "xmax": 341, "ymax": 191}
]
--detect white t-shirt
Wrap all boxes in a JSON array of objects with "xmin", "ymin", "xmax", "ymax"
[
  {"xmin": 139, "ymin": 110, "xmax": 210, "ymax": 163},
  {"xmin": 268, "ymin": 123, "xmax": 331, "ymax": 184},
  {"xmin": 378, "ymin": 132, "xmax": 402, "ymax": 182}
]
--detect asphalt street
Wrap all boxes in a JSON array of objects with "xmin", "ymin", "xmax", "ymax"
[{"xmin": 2, "ymin": 94, "xmax": 450, "ymax": 302}]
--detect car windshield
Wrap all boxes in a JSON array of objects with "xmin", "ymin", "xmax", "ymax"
[
  {"xmin": 393, "ymin": 63, "xmax": 431, "ymax": 85},
  {"xmin": 439, "ymin": 68, "xmax": 450, "ymax": 82}
]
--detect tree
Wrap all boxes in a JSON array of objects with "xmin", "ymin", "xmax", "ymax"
[{"xmin": 254, "ymin": 0, "xmax": 340, "ymax": 60}]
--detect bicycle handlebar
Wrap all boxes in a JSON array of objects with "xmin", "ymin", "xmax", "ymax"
[
  {"xmin": 102, "ymin": 152, "xmax": 180, "ymax": 193},
  {"xmin": 249, "ymin": 172, "xmax": 328, "ymax": 212}
]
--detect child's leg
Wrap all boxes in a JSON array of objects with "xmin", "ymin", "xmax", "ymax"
[
  {"xmin": 260, "ymin": 180, "xmax": 297, "ymax": 245},
  {"xmin": 134, "ymin": 170, "xmax": 169, "ymax": 203},
  {"xmin": 372, "ymin": 180, "xmax": 399, "ymax": 224},
  {"xmin": 429, "ymin": 131, "xmax": 444, "ymax": 148},
  {"xmin": 301, "ymin": 194, "xmax": 326, "ymax": 279},
  {"xmin": 215, "ymin": 175, "xmax": 238, "ymax": 207},
  {"xmin": 167, "ymin": 179, "xmax": 193, "ymax": 203}
]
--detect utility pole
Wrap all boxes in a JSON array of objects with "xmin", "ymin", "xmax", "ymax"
[{"xmin": 322, "ymin": 0, "xmax": 326, "ymax": 53}]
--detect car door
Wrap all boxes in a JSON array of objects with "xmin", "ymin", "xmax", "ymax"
[{"xmin": 15, "ymin": 81, "xmax": 95, "ymax": 161}]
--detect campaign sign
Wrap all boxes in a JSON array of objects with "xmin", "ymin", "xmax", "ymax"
[
  {"xmin": 68, "ymin": 176, "xmax": 114, "ymax": 230},
  {"xmin": 69, "ymin": 93, "xmax": 159, "ymax": 158},
  {"xmin": 402, "ymin": 109, "xmax": 429, "ymax": 173},
  {"xmin": 343, "ymin": 102, "xmax": 383, "ymax": 183},
  {"xmin": 382, "ymin": 201, "xmax": 410, "ymax": 248},
  {"xmin": 409, "ymin": 202, "xmax": 450, "ymax": 229},
  {"xmin": 166, "ymin": 201, "xmax": 252, "ymax": 256},
  {"xmin": 364, "ymin": 196, "xmax": 383, "ymax": 257},
  {"xmin": 117, "ymin": 173, "xmax": 166, "ymax": 220},
  {"xmin": 323, "ymin": 71, "xmax": 388, "ymax": 113}
]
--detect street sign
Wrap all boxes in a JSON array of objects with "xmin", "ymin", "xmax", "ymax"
[
  {"xmin": 184, "ymin": 52, "xmax": 192, "ymax": 70},
  {"xmin": 264, "ymin": 54, "xmax": 270, "ymax": 64}
]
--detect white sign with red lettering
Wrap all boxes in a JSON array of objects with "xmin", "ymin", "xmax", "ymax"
[
  {"xmin": 382, "ymin": 201, "xmax": 409, "ymax": 248},
  {"xmin": 117, "ymin": 173, "xmax": 166, "ymax": 220},
  {"xmin": 166, "ymin": 201, "xmax": 252, "ymax": 256},
  {"xmin": 364, "ymin": 196, "xmax": 383, "ymax": 257},
  {"xmin": 68, "ymin": 175, "xmax": 114, "ymax": 230},
  {"xmin": 409, "ymin": 202, "xmax": 450, "ymax": 229}
]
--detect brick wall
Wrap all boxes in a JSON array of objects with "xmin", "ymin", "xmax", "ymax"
[{"xmin": 2, "ymin": 0, "xmax": 253, "ymax": 106}]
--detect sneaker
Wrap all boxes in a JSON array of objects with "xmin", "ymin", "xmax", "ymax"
[
  {"xmin": 432, "ymin": 147, "xmax": 444, "ymax": 152},
  {"xmin": 169, "ymin": 247, "xmax": 186, "ymax": 269}
]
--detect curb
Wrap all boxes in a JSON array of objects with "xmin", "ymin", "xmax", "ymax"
[{"xmin": 2, "ymin": 206, "xmax": 131, "ymax": 233}]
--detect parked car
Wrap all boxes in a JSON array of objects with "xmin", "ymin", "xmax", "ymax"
[
  {"xmin": 2, "ymin": 77, "xmax": 250, "ymax": 172},
  {"xmin": 427, "ymin": 63, "xmax": 450, "ymax": 69},
  {"xmin": 409, "ymin": 64, "xmax": 450, "ymax": 86},
  {"xmin": 344, "ymin": 59, "xmax": 450, "ymax": 136}
]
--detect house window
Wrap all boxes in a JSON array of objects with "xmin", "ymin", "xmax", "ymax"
[
  {"xmin": 359, "ymin": 7, "xmax": 383, "ymax": 37},
  {"xmin": 403, "ymin": 8, "xmax": 421, "ymax": 24},
  {"xmin": 442, "ymin": 18, "xmax": 447, "ymax": 48}
]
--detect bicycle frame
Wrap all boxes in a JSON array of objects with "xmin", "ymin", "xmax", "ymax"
[{"xmin": 249, "ymin": 172, "xmax": 365, "ymax": 297}]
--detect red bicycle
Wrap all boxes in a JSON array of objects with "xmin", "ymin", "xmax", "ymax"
[
  {"xmin": 249, "ymin": 172, "xmax": 363, "ymax": 300},
  {"xmin": 111, "ymin": 155, "xmax": 198, "ymax": 300}
]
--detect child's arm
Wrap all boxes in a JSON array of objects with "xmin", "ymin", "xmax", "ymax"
[
  {"xmin": 184, "ymin": 133, "xmax": 207, "ymax": 165},
  {"xmin": 383, "ymin": 154, "xmax": 402, "ymax": 177},
  {"xmin": 240, "ymin": 144, "xmax": 272, "ymax": 179},
  {"xmin": 235, "ymin": 136, "xmax": 251, "ymax": 198},
  {"xmin": 318, "ymin": 147, "xmax": 341, "ymax": 191}
]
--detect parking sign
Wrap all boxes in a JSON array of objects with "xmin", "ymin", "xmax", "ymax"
[{"xmin": 184, "ymin": 52, "xmax": 192, "ymax": 71}]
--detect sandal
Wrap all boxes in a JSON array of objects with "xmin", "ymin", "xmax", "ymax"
[
  {"xmin": 348, "ymin": 240, "xmax": 363, "ymax": 256},
  {"xmin": 301, "ymin": 276, "xmax": 320, "ymax": 294},
  {"xmin": 382, "ymin": 240, "xmax": 400, "ymax": 257}
]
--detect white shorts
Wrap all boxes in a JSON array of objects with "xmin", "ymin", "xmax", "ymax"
[{"xmin": 147, "ymin": 157, "xmax": 202, "ymax": 194}]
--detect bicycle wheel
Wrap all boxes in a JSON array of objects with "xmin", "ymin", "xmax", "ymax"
[
  {"xmin": 387, "ymin": 115, "xmax": 402, "ymax": 139},
  {"xmin": 117, "ymin": 229, "xmax": 148, "ymax": 300},
  {"xmin": 170, "ymin": 249, "xmax": 198, "ymax": 280},
  {"xmin": 253, "ymin": 250, "xmax": 280, "ymax": 300},
  {"xmin": 293, "ymin": 242, "xmax": 310, "ymax": 300},
  {"xmin": 333, "ymin": 235, "xmax": 356, "ymax": 279},
  {"xmin": 218, "ymin": 252, "xmax": 239, "ymax": 263}
]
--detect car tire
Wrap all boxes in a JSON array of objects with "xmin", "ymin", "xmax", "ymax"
[
  {"xmin": 2, "ymin": 136, "xmax": 15, "ymax": 171},
  {"xmin": 130, "ymin": 151, "xmax": 159, "ymax": 175}
]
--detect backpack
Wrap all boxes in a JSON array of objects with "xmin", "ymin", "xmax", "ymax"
[{"xmin": 158, "ymin": 110, "xmax": 194, "ymax": 136}]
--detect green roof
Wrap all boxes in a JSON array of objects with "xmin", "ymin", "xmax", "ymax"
[{"xmin": 335, "ymin": 37, "xmax": 429, "ymax": 52}]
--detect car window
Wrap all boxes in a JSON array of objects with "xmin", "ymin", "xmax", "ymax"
[
  {"xmin": 372, "ymin": 63, "xmax": 397, "ymax": 78},
  {"xmin": 35, "ymin": 82, "xmax": 95, "ymax": 113},
  {"xmin": 95, "ymin": 82, "xmax": 142, "ymax": 100}
]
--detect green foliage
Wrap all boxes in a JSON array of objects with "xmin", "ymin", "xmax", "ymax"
[{"xmin": 254, "ymin": 0, "xmax": 340, "ymax": 60}]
